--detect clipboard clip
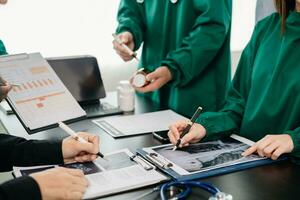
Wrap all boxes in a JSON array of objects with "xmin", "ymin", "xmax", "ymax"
[
  {"xmin": 146, "ymin": 153, "xmax": 173, "ymax": 169},
  {"xmin": 130, "ymin": 154, "xmax": 155, "ymax": 171}
]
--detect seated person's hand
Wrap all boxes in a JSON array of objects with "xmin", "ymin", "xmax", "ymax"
[
  {"xmin": 0, "ymin": 82, "xmax": 12, "ymax": 101},
  {"xmin": 0, "ymin": 0, "xmax": 8, "ymax": 5},
  {"xmin": 113, "ymin": 31, "xmax": 135, "ymax": 61},
  {"xmin": 134, "ymin": 66, "xmax": 172, "ymax": 93},
  {"xmin": 62, "ymin": 132, "xmax": 100, "ymax": 163},
  {"xmin": 242, "ymin": 134, "xmax": 294, "ymax": 160},
  {"xmin": 31, "ymin": 167, "xmax": 88, "ymax": 200},
  {"xmin": 168, "ymin": 120, "xmax": 206, "ymax": 148}
]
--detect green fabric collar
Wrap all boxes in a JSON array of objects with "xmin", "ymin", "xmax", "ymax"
[{"xmin": 287, "ymin": 11, "xmax": 300, "ymax": 24}]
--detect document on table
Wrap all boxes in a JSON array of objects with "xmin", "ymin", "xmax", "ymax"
[
  {"xmin": 142, "ymin": 134, "xmax": 266, "ymax": 176},
  {"xmin": 0, "ymin": 53, "xmax": 86, "ymax": 132},
  {"xmin": 93, "ymin": 110, "xmax": 187, "ymax": 138},
  {"xmin": 13, "ymin": 149, "xmax": 168, "ymax": 199}
]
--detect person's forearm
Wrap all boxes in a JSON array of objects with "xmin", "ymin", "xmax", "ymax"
[
  {"xmin": 0, "ymin": 176, "xmax": 41, "ymax": 200},
  {"xmin": 197, "ymin": 110, "xmax": 242, "ymax": 141},
  {"xmin": 286, "ymin": 127, "xmax": 300, "ymax": 159},
  {"xmin": 116, "ymin": 0, "xmax": 144, "ymax": 51},
  {"xmin": 0, "ymin": 135, "xmax": 63, "ymax": 171},
  {"xmin": 12, "ymin": 139, "xmax": 64, "ymax": 167}
]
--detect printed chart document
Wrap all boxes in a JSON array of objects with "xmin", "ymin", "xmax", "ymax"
[
  {"xmin": 0, "ymin": 53, "xmax": 86, "ymax": 133},
  {"xmin": 138, "ymin": 134, "xmax": 283, "ymax": 180},
  {"xmin": 93, "ymin": 110, "xmax": 187, "ymax": 138},
  {"xmin": 13, "ymin": 149, "xmax": 168, "ymax": 199}
]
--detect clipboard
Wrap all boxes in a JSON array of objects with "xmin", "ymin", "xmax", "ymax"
[
  {"xmin": 0, "ymin": 53, "xmax": 87, "ymax": 134},
  {"xmin": 6, "ymin": 100, "xmax": 86, "ymax": 134},
  {"xmin": 136, "ymin": 134, "xmax": 286, "ymax": 181},
  {"xmin": 13, "ymin": 149, "xmax": 169, "ymax": 199}
]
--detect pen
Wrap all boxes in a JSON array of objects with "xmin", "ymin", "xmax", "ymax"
[
  {"xmin": 0, "ymin": 83, "xmax": 20, "ymax": 87},
  {"xmin": 172, "ymin": 106, "xmax": 203, "ymax": 151},
  {"xmin": 58, "ymin": 122, "xmax": 106, "ymax": 159},
  {"xmin": 112, "ymin": 33, "xmax": 139, "ymax": 61},
  {"xmin": 10, "ymin": 84, "xmax": 22, "ymax": 87}
]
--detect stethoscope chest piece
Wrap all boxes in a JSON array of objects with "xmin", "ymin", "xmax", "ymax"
[{"xmin": 166, "ymin": 186, "xmax": 185, "ymax": 198}]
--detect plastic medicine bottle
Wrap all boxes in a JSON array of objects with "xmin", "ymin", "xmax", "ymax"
[{"xmin": 117, "ymin": 80, "xmax": 135, "ymax": 112}]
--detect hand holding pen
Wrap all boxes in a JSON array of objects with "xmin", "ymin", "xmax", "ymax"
[
  {"xmin": 170, "ymin": 107, "xmax": 203, "ymax": 151},
  {"xmin": 0, "ymin": 77, "xmax": 12, "ymax": 101},
  {"xmin": 59, "ymin": 122, "xmax": 107, "ymax": 163},
  {"xmin": 112, "ymin": 32, "xmax": 139, "ymax": 62}
]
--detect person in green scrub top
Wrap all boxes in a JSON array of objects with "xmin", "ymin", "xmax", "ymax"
[
  {"xmin": 113, "ymin": 0, "xmax": 232, "ymax": 117},
  {"xmin": 168, "ymin": 0, "xmax": 300, "ymax": 162}
]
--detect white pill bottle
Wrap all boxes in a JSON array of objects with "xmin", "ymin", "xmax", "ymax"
[{"xmin": 117, "ymin": 80, "xmax": 135, "ymax": 112}]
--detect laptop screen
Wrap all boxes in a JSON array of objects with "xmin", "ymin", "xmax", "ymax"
[{"xmin": 47, "ymin": 56, "xmax": 106, "ymax": 104}]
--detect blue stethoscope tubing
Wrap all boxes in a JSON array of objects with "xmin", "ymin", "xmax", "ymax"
[{"xmin": 160, "ymin": 180, "xmax": 221, "ymax": 200}]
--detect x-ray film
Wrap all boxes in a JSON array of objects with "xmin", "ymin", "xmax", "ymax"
[{"xmin": 144, "ymin": 136, "xmax": 265, "ymax": 175}]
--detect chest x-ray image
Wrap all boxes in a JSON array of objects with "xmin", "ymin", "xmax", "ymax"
[{"xmin": 153, "ymin": 138, "xmax": 260, "ymax": 173}]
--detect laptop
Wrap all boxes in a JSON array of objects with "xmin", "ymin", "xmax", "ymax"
[{"xmin": 47, "ymin": 55, "xmax": 122, "ymax": 118}]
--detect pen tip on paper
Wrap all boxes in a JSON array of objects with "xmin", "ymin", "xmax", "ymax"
[
  {"xmin": 97, "ymin": 152, "xmax": 108, "ymax": 161},
  {"xmin": 172, "ymin": 146, "xmax": 177, "ymax": 151},
  {"xmin": 102, "ymin": 156, "xmax": 109, "ymax": 161}
]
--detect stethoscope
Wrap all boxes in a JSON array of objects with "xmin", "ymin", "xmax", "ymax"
[
  {"xmin": 137, "ymin": 0, "xmax": 178, "ymax": 4},
  {"xmin": 133, "ymin": 180, "xmax": 233, "ymax": 200}
]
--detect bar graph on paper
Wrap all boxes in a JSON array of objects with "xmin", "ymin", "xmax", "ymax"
[
  {"xmin": 0, "ymin": 53, "xmax": 86, "ymax": 131},
  {"xmin": 11, "ymin": 79, "xmax": 54, "ymax": 93}
]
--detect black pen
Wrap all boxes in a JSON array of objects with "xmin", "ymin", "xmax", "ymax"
[
  {"xmin": 172, "ymin": 107, "xmax": 203, "ymax": 151},
  {"xmin": 58, "ymin": 122, "xmax": 107, "ymax": 160},
  {"xmin": 96, "ymin": 152, "xmax": 105, "ymax": 159}
]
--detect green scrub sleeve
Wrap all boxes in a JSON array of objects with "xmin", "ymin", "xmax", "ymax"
[
  {"xmin": 0, "ymin": 40, "xmax": 7, "ymax": 55},
  {"xmin": 116, "ymin": 0, "xmax": 145, "ymax": 51},
  {"xmin": 196, "ymin": 24, "xmax": 262, "ymax": 141},
  {"xmin": 285, "ymin": 128, "xmax": 300, "ymax": 159},
  {"xmin": 161, "ymin": 0, "xmax": 231, "ymax": 87}
]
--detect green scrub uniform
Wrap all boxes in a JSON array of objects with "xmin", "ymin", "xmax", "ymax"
[
  {"xmin": 0, "ymin": 40, "xmax": 6, "ymax": 55},
  {"xmin": 116, "ymin": 0, "xmax": 232, "ymax": 117},
  {"xmin": 198, "ymin": 13, "xmax": 300, "ymax": 159}
]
